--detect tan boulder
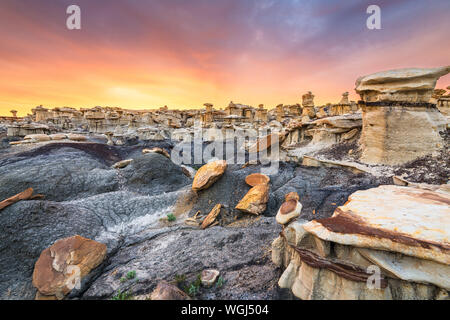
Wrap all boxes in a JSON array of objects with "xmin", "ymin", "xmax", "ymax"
[
  {"xmin": 112, "ymin": 159, "xmax": 133, "ymax": 169},
  {"xmin": 67, "ymin": 133, "xmax": 87, "ymax": 141},
  {"xmin": 201, "ymin": 269, "xmax": 220, "ymax": 288},
  {"xmin": 49, "ymin": 133, "xmax": 68, "ymax": 140},
  {"xmin": 142, "ymin": 147, "xmax": 170, "ymax": 159},
  {"xmin": 192, "ymin": 160, "xmax": 227, "ymax": 191},
  {"xmin": 248, "ymin": 133, "xmax": 286, "ymax": 154},
  {"xmin": 150, "ymin": 281, "xmax": 190, "ymax": 300},
  {"xmin": 235, "ymin": 183, "xmax": 269, "ymax": 215},
  {"xmin": 355, "ymin": 66, "xmax": 450, "ymax": 103},
  {"xmin": 276, "ymin": 192, "xmax": 302, "ymax": 225},
  {"xmin": 245, "ymin": 173, "xmax": 270, "ymax": 187},
  {"xmin": 201, "ymin": 204, "xmax": 222, "ymax": 229},
  {"xmin": 32, "ymin": 235, "xmax": 107, "ymax": 299}
]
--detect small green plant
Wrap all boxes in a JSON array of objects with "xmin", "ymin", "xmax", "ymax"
[
  {"xmin": 111, "ymin": 289, "xmax": 133, "ymax": 300},
  {"xmin": 126, "ymin": 270, "xmax": 136, "ymax": 280},
  {"xmin": 216, "ymin": 276, "xmax": 225, "ymax": 289},
  {"xmin": 167, "ymin": 213, "xmax": 176, "ymax": 222},
  {"xmin": 120, "ymin": 277, "xmax": 127, "ymax": 283},
  {"xmin": 183, "ymin": 274, "xmax": 202, "ymax": 297}
]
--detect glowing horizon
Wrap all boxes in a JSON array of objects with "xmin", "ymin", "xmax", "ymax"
[{"xmin": 1, "ymin": 0, "xmax": 449, "ymax": 116}]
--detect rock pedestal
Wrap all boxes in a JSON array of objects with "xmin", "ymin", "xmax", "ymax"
[{"xmin": 355, "ymin": 66, "xmax": 449, "ymax": 165}]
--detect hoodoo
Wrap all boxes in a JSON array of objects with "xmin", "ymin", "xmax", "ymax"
[{"xmin": 356, "ymin": 66, "xmax": 449, "ymax": 165}]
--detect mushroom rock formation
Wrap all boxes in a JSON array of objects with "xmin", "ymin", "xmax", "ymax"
[
  {"xmin": 112, "ymin": 159, "xmax": 133, "ymax": 169},
  {"xmin": 192, "ymin": 160, "xmax": 227, "ymax": 191},
  {"xmin": 32, "ymin": 235, "xmax": 107, "ymax": 300},
  {"xmin": 355, "ymin": 66, "xmax": 449, "ymax": 165},
  {"xmin": 302, "ymin": 91, "xmax": 315, "ymax": 107},
  {"xmin": 339, "ymin": 92, "xmax": 350, "ymax": 105},
  {"xmin": 276, "ymin": 192, "xmax": 302, "ymax": 225}
]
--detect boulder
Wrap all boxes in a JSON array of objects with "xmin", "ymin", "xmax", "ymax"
[
  {"xmin": 192, "ymin": 160, "xmax": 227, "ymax": 191},
  {"xmin": 143, "ymin": 147, "xmax": 170, "ymax": 159},
  {"xmin": 235, "ymin": 183, "xmax": 269, "ymax": 215},
  {"xmin": 112, "ymin": 159, "xmax": 133, "ymax": 169},
  {"xmin": 276, "ymin": 192, "xmax": 302, "ymax": 225},
  {"xmin": 245, "ymin": 173, "xmax": 270, "ymax": 187},
  {"xmin": 32, "ymin": 235, "xmax": 107, "ymax": 299},
  {"xmin": 24, "ymin": 134, "xmax": 51, "ymax": 142},
  {"xmin": 150, "ymin": 281, "xmax": 190, "ymax": 300},
  {"xmin": 201, "ymin": 204, "xmax": 222, "ymax": 229},
  {"xmin": 201, "ymin": 269, "xmax": 220, "ymax": 288},
  {"xmin": 67, "ymin": 133, "xmax": 87, "ymax": 141}
]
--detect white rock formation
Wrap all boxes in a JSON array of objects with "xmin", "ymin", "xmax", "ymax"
[
  {"xmin": 356, "ymin": 66, "xmax": 449, "ymax": 165},
  {"xmin": 272, "ymin": 185, "xmax": 450, "ymax": 300}
]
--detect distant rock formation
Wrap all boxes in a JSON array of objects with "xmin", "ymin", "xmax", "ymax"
[{"xmin": 356, "ymin": 66, "xmax": 449, "ymax": 165}]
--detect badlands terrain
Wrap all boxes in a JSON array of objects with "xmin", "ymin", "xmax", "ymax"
[{"xmin": 0, "ymin": 66, "xmax": 449, "ymax": 300}]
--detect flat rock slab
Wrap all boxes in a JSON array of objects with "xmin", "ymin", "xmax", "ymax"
[{"xmin": 304, "ymin": 185, "xmax": 450, "ymax": 264}]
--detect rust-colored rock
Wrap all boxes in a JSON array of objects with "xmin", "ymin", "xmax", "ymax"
[
  {"xmin": 201, "ymin": 204, "xmax": 222, "ymax": 229},
  {"xmin": 235, "ymin": 183, "xmax": 269, "ymax": 215},
  {"xmin": 245, "ymin": 173, "xmax": 270, "ymax": 187},
  {"xmin": 150, "ymin": 281, "xmax": 191, "ymax": 300},
  {"xmin": 192, "ymin": 160, "xmax": 227, "ymax": 191},
  {"xmin": 32, "ymin": 235, "xmax": 107, "ymax": 299},
  {"xmin": 0, "ymin": 188, "xmax": 35, "ymax": 211}
]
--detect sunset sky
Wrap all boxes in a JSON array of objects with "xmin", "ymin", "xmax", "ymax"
[{"xmin": 0, "ymin": 0, "xmax": 449, "ymax": 116}]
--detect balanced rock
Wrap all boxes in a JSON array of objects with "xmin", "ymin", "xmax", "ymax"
[
  {"xmin": 201, "ymin": 269, "xmax": 220, "ymax": 288},
  {"xmin": 235, "ymin": 183, "xmax": 269, "ymax": 215},
  {"xmin": 150, "ymin": 281, "xmax": 190, "ymax": 300},
  {"xmin": 356, "ymin": 66, "xmax": 449, "ymax": 165},
  {"xmin": 143, "ymin": 147, "xmax": 170, "ymax": 159},
  {"xmin": 276, "ymin": 192, "xmax": 302, "ymax": 225},
  {"xmin": 245, "ymin": 173, "xmax": 270, "ymax": 187},
  {"xmin": 201, "ymin": 204, "xmax": 222, "ymax": 229},
  {"xmin": 192, "ymin": 160, "xmax": 227, "ymax": 191},
  {"xmin": 32, "ymin": 235, "xmax": 107, "ymax": 299}
]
